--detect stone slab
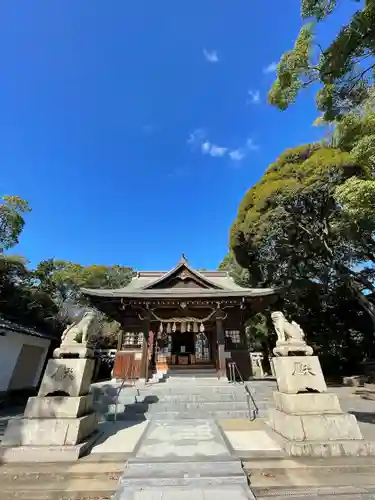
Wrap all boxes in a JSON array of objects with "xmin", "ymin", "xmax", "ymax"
[
  {"xmin": 134, "ymin": 419, "xmax": 231, "ymax": 461},
  {"xmin": 273, "ymin": 391, "xmax": 342, "ymax": 415},
  {"xmin": 91, "ymin": 420, "xmax": 149, "ymax": 454},
  {"xmin": 224, "ymin": 430, "xmax": 282, "ymax": 452},
  {"xmin": 54, "ymin": 344, "xmax": 94, "ymax": 359},
  {"xmin": 268, "ymin": 408, "xmax": 363, "ymax": 441},
  {"xmin": 38, "ymin": 358, "xmax": 95, "ymax": 397},
  {"xmin": 114, "ymin": 485, "xmax": 255, "ymax": 500},
  {"xmin": 273, "ymin": 356, "xmax": 327, "ymax": 394},
  {"xmin": 2, "ymin": 412, "xmax": 98, "ymax": 446},
  {"xmin": 273, "ymin": 341, "xmax": 313, "ymax": 357},
  {"xmin": 284, "ymin": 439, "xmax": 375, "ymax": 457},
  {"xmin": 218, "ymin": 419, "xmax": 266, "ymax": 431},
  {"xmin": 0, "ymin": 430, "xmax": 102, "ymax": 462},
  {"xmin": 24, "ymin": 394, "xmax": 93, "ymax": 418},
  {"xmin": 120, "ymin": 461, "xmax": 244, "ymax": 480},
  {"xmin": 343, "ymin": 376, "xmax": 368, "ymax": 387}
]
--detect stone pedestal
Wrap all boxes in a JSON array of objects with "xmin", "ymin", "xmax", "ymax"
[
  {"xmin": 360, "ymin": 383, "xmax": 375, "ymax": 401},
  {"xmin": 273, "ymin": 340, "xmax": 313, "ymax": 357},
  {"xmin": 268, "ymin": 355, "xmax": 374, "ymax": 457},
  {"xmin": 1, "ymin": 358, "xmax": 100, "ymax": 462}
]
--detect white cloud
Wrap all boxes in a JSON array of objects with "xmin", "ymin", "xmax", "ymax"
[
  {"xmin": 188, "ymin": 130, "xmax": 258, "ymax": 163},
  {"xmin": 201, "ymin": 141, "xmax": 211, "ymax": 154},
  {"xmin": 187, "ymin": 128, "xmax": 205, "ymax": 146},
  {"xmin": 210, "ymin": 145, "xmax": 228, "ymax": 157},
  {"xmin": 201, "ymin": 141, "xmax": 227, "ymax": 157},
  {"xmin": 247, "ymin": 90, "xmax": 260, "ymax": 105},
  {"xmin": 229, "ymin": 138, "xmax": 259, "ymax": 162},
  {"xmin": 263, "ymin": 61, "xmax": 278, "ymax": 74},
  {"xmin": 245, "ymin": 137, "xmax": 259, "ymax": 151},
  {"xmin": 229, "ymin": 149, "xmax": 245, "ymax": 161},
  {"xmin": 203, "ymin": 49, "xmax": 219, "ymax": 63}
]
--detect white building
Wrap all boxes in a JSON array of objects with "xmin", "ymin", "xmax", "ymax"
[{"xmin": 0, "ymin": 317, "xmax": 53, "ymax": 398}]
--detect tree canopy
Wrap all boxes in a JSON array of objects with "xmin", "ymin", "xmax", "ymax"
[
  {"xmin": 226, "ymin": 139, "xmax": 375, "ymax": 374},
  {"xmin": 0, "ymin": 196, "xmax": 133, "ymax": 343},
  {"xmin": 0, "ymin": 196, "xmax": 31, "ymax": 252},
  {"xmin": 269, "ymin": 0, "xmax": 375, "ymax": 121}
]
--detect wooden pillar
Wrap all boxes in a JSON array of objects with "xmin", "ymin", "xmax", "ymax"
[
  {"xmin": 140, "ymin": 313, "xmax": 151, "ymax": 381},
  {"xmin": 216, "ymin": 313, "xmax": 226, "ymax": 379},
  {"xmin": 117, "ymin": 331, "xmax": 123, "ymax": 351}
]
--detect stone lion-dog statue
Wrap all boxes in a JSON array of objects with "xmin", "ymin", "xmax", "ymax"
[
  {"xmin": 54, "ymin": 310, "xmax": 100, "ymax": 358},
  {"xmin": 271, "ymin": 311, "xmax": 313, "ymax": 356}
]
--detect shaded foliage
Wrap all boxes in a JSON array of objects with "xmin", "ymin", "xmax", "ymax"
[{"xmin": 0, "ymin": 255, "xmax": 63, "ymax": 338}]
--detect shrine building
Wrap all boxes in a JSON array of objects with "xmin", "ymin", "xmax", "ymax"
[{"xmin": 82, "ymin": 255, "xmax": 277, "ymax": 380}]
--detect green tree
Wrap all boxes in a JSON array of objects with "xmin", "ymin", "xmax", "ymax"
[
  {"xmin": 33, "ymin": 259, "xmax": 133, "ymax": 346},
  {"xmin": 269, "ymin": 1, "xmax": 375, "ymax": 120},
  {"xmin": 34, "ymin": 260, "xmax": 132, "ymax": 307},
  {"xmin": 0, "ymin": 196, "xmax": 31, "ymax": 252},
  {"xmin": 229, "ymin": 143, "xmax": 375, "ymax": 331},
  {"xmin": 0, "ymin": 254, "xmax": 62, "ymax": 337}
]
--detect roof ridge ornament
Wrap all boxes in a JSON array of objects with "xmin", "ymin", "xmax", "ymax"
[{"xmin": 179, "ymin": 253, "xmax": 188, "ymax": 264}]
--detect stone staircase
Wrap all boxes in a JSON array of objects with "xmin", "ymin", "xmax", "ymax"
[{"xmin": 92, "ymin": 377, "xmax": 276, "ymax": 421}]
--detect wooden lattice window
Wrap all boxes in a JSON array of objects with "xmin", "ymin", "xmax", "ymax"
[
  {"xmin": 225, "ymin": 330, "xmax": 241, "ymax": 348},
  {"xmin": 122, "ymin": 332, "xmax": 144, "ymax": 349}
]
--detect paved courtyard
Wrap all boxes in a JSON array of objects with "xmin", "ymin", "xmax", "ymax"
[{"xmin": 1, "ymin": 381, "xmax": 375, "ymax": 499}]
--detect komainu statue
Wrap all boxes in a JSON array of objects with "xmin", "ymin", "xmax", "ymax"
[
  {"xmin": 271, "ymin": 311, "xmax": 313, "ymax": 357},
  {"xmin": 54, "ymin": 311, "xmax": 100, "ymax": 358}
]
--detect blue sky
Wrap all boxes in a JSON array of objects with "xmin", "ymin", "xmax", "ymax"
[{"xmin": 0, "ymin": 0, "xmax": 358, "ymax": 271}]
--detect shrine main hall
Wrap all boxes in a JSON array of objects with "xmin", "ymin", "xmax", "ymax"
[{"xmin": 82, "ymin": 255, "xmax": 277, "ymax": 380}]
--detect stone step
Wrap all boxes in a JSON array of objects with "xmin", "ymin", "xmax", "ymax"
[
  {"xmin": 244, "ymin": 457, "xmax": 375, "ymax": 498},
  {"xmin": 0, "ymin": 461, "xmax": 123, "ymax": 499},
  {"xmin": 137, "ymin": 387, "xmax": 270, "ymax": 396},
  {"xmin": 0, "ymin": 479, "xmax": 116, "ymax": 500},
  {"xmin": 141, "ymin": 401, "xmax": 253, "ymax": 412},
  {"xmin": 114, "ymin": 485, "xmax": 256, "ymax": 500},
  {"xmin": 108, "ymin": 399, "xmax": 270, "ymax": 413},
  {"xmin": 167, "ymin": 370, "xmax": 218, "ymax": 378},
  {"xmin": 141, "ymin": 393, "xmax": 248, "ymax": 403},
  {"xmin": 116, "ymin": 460, "xmax": 248, "ymax": 489},
  {"xmin": 108, "ymin": 408, "xmax": 264, "ymax": 420}
]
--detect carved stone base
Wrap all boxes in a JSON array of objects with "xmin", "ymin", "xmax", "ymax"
[
  {"xmin": 2, "ymin": 412, "xmax": 98, "ymax": 447},
  {"xmin": 0, "ymin": 431, "xmax": 101, "ymax": 462},
  {"xmin": 268, "ymin": 408, "xmax": 362, "ymax": 441},
  {"xmin": 273, "ymin": 391, "xmax": 342, "ymax": 415},
  {"xmin": 284, "ymin": 439, "xmax": 375, "ymax": 457},
  {"xmin": 38, "ymin": 358, "xmax": 95, "ymax": 397},
  {"xmin": 273, "ymin": 356, "xmax": 327, "ymax": 394},
  {"xmin": 24, "ymin": 395, "xmax": 93, "ymax": 418},
  {"xmin": 268, "ymin": 388, "xmax": 368, "ymax": 457}
]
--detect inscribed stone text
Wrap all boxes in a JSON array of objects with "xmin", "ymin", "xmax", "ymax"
[
  {"xmin": 51, "ymin": 365, "xmax": 75, "ymax": 381},
  {"xmin": 292, "ymin": 362, "xmax": 315, "ymax": 376}
]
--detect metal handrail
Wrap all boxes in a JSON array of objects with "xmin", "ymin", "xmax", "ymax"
[
  {"xmin": 113, "ymin": 361, "xmax": 136, "ymax": 423},
  {"xmin": 228, "ymin": 361, "xmax": 259, "ymax": 421}
]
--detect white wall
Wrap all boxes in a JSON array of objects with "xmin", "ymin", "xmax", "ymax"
[{"xmin": 0, "ymin": 330, "xmax": 51, "ymax": 392}]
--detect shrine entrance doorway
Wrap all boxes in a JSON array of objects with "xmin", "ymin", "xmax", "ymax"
[{"xmin": 171, "ymin": 331, "xmax": 195, "ymax": 363}]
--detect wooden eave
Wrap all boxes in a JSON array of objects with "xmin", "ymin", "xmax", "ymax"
[{"xmin": 81, "ymin": 287, "xmax": 277, "ymax": 300}]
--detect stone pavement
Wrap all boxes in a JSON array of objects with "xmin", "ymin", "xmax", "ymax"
[
  {"xmin": 112, "ymin": 418, "xmax": 256, "ymax": 500},
  {"xmin": 1, "ymin": 380, "xmax": 375, "ymax": 498}
]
